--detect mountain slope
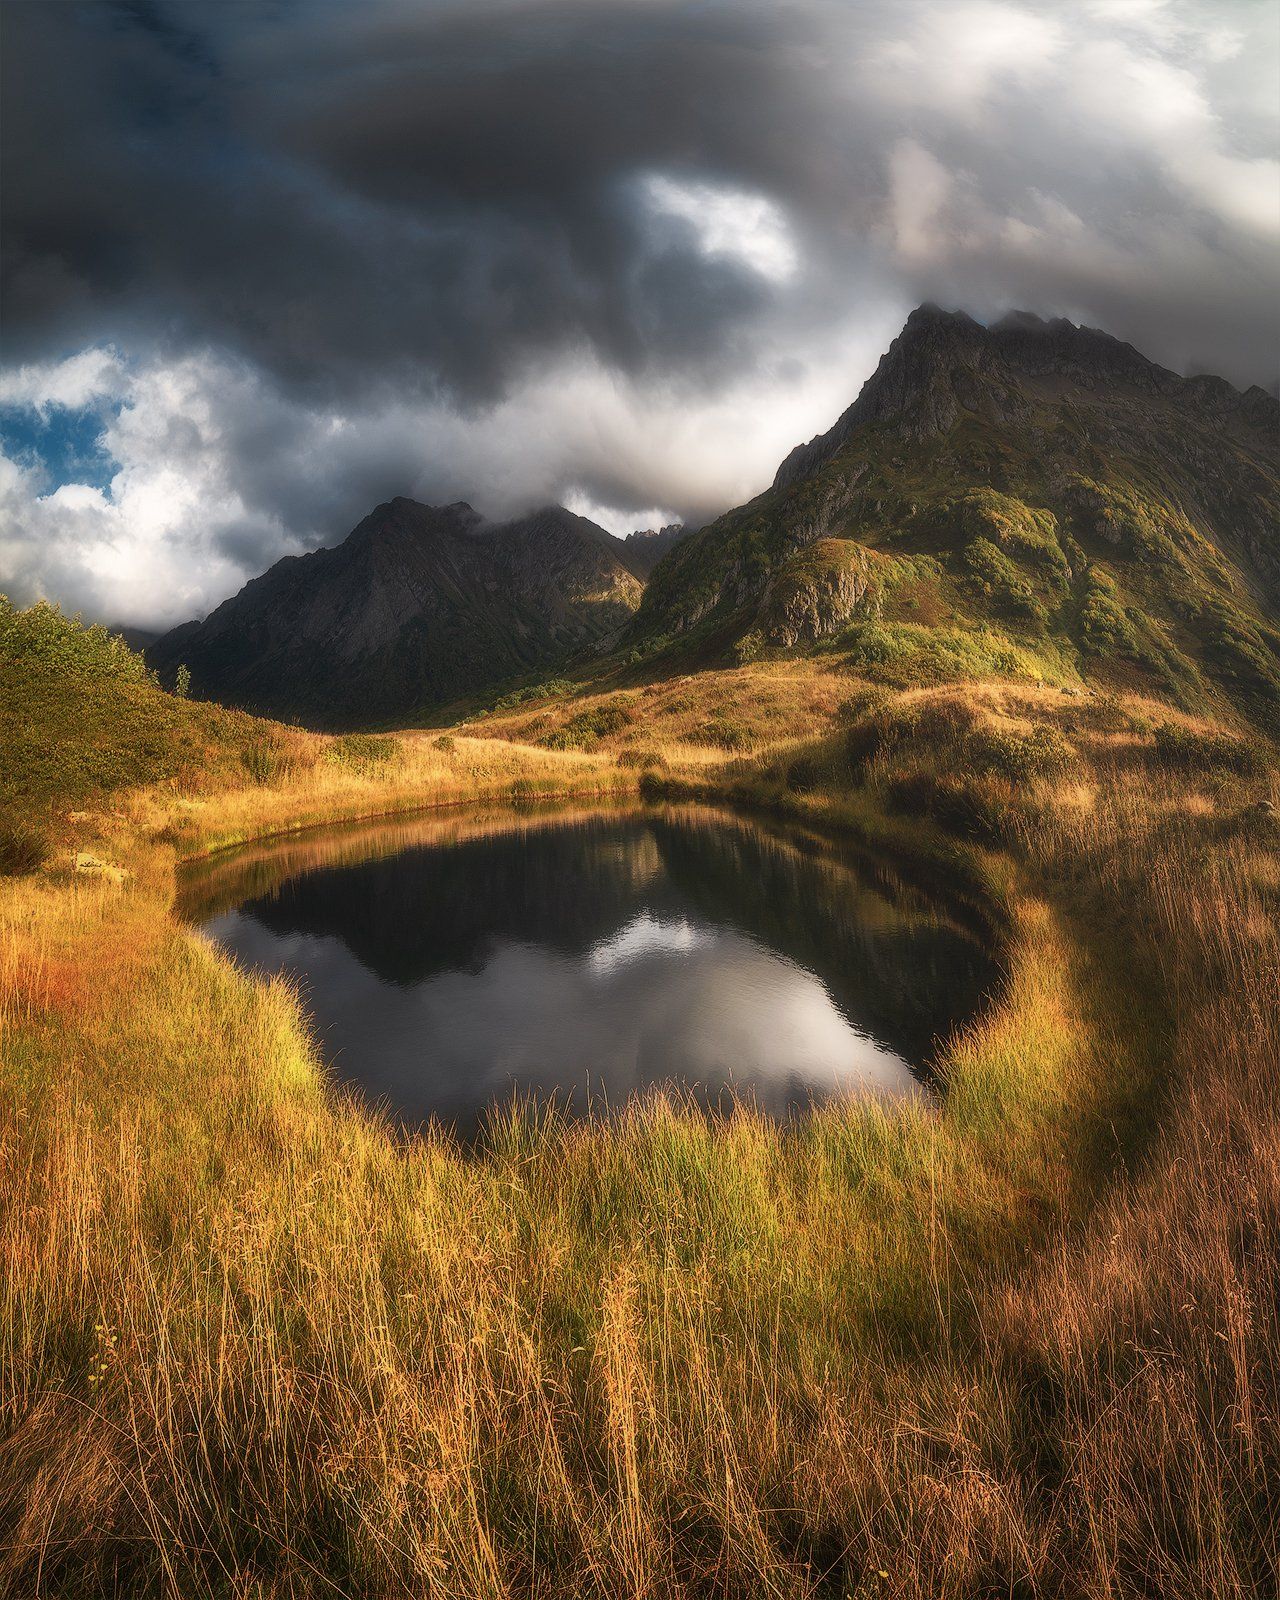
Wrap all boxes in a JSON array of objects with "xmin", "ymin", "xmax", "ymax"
[
  {"xmin": 152, "ymin": 500, "xmax": 643, "ymax": 727},
  {"xmin": 636, "ymin": 307, "xmax": 1280, "ymax": 726},
  {"xmin": 618, "ymin": 523, "xmax": 689, "ymax": 580}
]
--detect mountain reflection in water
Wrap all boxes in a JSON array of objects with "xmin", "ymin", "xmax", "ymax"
[{"xmin": 180, "ymin": 804, "xmax": 996, "ymax": 1138}]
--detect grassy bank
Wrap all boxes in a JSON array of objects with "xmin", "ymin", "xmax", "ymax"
[{"xmin": 1, "ymin": 612, "xmax": 1277, "ymax": 1596}]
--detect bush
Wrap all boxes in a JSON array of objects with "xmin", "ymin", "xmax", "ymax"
[
  {"xmin": 845, "ymin": 698, "xmax": 980, "ymax": 772},
  {"xmin": 884, "ymin": 772, "xmax": 1007, "ymax": 844},
  {"xmin": 1153, "ymin": 725, "xmax": 1269, "ymax": 777},
  {"xmin": 543, "ymin": 702, "xmax": 634, "ymax": 750},
  {"xmin": 324, "ymin": 733, "xmax": 399, "ymax": 774},
  {"xmin": 733, "ymin": 629, "xmax": 765, "ymax": 665},
  {"xmin": 240, "ymin": 738, "xmax": 303, "ymax": 785},
  {"xmin": 0, "ymin": 817, "xmax": 50, "ymax": 876},
  {"xmin": 490, "ymin": 679, "xmax": 574, "ymax": 713},
  {"xmin": 616, "ymin": 747, "xmax": 668, "ymax": 770},
  {"xmin": 703, "ymin": 716, "xmax": 754, "ymax": 751},
  {"xmin": 1077, "ymin": 569, "xmax": 1145, "ymax": 661},
  {"xmin": 963, "ymin": 538, "xmax": 1047, "ymax": 626},
  {"xmin": 938, "ymin": 489, "xmax": 1066, "ymax": 579},
  {"xmin": 785, "ymin": 755, "xmax": 824, "ymax": 793},
  {"xmin": 843, "ymin": 620, "xmax": 1039, "ymax": 685},
  {"xmin": 965, "ymin": 725, "xmax": 1074, "ymax": 782},
  {"xmin": 1195, "ymin": 601, "xmax": 1280, "ymax": 705},
  {"xmin": 0, "ymin": 597, "xmax": 152, "ymax": 685}
]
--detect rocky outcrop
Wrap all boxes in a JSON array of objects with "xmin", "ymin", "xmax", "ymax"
[
  {"xmin": 759, "ymin": 540, "xmax": 883, "ymax": 646},
  {"xmin": 618, "ymin": 523, "xmax": 689, "ymax": 580}
]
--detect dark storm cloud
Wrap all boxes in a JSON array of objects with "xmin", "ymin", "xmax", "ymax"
[
  {"xmin": 4, "ymin": 0, "xmax": 1277, "ymax": 398},
  {"xmin": 1, "ymin": 0, "xmax": 1276, "ymax": 627},
  {"xmin": 2, "ymin": 0, "xmax": 834, "ymax": 402}
]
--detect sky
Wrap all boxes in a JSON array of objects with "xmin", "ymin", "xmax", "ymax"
[{"xmin": 1, "ymin": 0, "xmax": 1277, "ymax": 631}]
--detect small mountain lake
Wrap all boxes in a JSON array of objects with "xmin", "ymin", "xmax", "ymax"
[{"xmin": 178, "ymin": 802, "xmax": 998, "ymax": 1138}]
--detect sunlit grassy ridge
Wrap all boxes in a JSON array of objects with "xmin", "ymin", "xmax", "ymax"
[
  {"xmin": 637, "ymin": 393, "xmax": 1280, "ymax": 729},
  {"xmin": 1, "ymin": 604, "xmax": 1278, "ymax": 1596}
]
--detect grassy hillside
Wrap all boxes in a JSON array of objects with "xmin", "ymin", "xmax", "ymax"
[
  {"xmin": 2, "ymin": 600, "xmax": 1277, "ymax": 1595},
  {"xmin": 0, "ymin": 599, "xmax": 633, "ymax": 875},
  {"xmin": 0, "ymin": 601, "xmax": 242, "ymax": 811},
  {"xmin": 636, "ymin": 315, "xmax": 1280, "ymax": 732}
]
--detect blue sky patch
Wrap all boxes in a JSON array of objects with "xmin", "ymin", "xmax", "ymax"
[{"xmin": 0, "ymin": 402, "xmax": 120, "ymax": 495}]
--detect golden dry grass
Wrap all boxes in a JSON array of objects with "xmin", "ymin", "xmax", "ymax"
[
  {"xmin": 1, "ymin": 670, "xmax": 1277, "ymax": 1597},
  {"xmin": 465, "ymin": 659, "xmax": 856, "ymax": 765}
]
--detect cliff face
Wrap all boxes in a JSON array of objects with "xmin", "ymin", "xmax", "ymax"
[
  {"xmin": 151, "ymin": 500, "xmax": 643, "ymax": 727},
  {"xmin": 637, "ymin": 307, "xmax": 1280, "ymax": 726},
  {"xmin": 618, "ymin": 523, "xmax": 690, "ymax": 580}
]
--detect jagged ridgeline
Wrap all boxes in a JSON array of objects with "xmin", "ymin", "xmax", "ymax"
[
  {"xmin": 635, "ymin": 307, "xmax": 1280, "ymax": 727},
  {"xmin": 151, "ymin": 502, "xmax": 645, "ymax": 729}
]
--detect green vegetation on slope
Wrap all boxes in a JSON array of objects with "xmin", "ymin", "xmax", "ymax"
[
  {"xmin": 634, "ymin": 324, "xmax": 1280, "ymax": 730},
  {"xmin": 1, "ymin": 599, "xmax": 1277, "ymax": 1596},
  {"xmin": 0, "ymin": 600, "xmax": 285, "ymax": 872}
]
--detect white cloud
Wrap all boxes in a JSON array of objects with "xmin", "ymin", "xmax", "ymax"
[
  {"xmin": 0, "ymin": 352, "xmax": 290, "ymax": 627},
  {"xmin": 885, "ymin": 140, "xmax": 964, "ymax": 267},
  {"xmin": 641, "ymin": 173, "xmax": 800, "ymax": 283},
  {"xmin": 863, "ymin": 2, "xmax": 1064, "ymax": 114},
  {"xmin": 0, "ymin": 347, "xmax": 127, "ymax": 413},
  {"xmin": 562, "ymin": 489, "xmax": 681, "ymax": 538},
  {"xmin": 864, "ymin": 3, "xmax": 1280, "ymax": 251},
  {"xmin": 0, "ymin": 309, "xmax": 900, "ymax": 629}
]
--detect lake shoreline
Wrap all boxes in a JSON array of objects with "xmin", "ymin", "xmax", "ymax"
[{"xmin": 3, "ymin": 675, "xmax": 1277, "ymax": 1596}]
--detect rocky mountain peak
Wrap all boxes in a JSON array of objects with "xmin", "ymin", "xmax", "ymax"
[
  {"xmin": 345, "ymin": 497, "xmax": 482, "ymax": 553},
  {"xmin": 637, "ymin": 305, "xmax": 1279, "ymax": 730},
  {"xmin": 772, "ymin": 304, "xmax": 1273, "ymax": 492},
  {"xmin": 618, "ymin": 522, "xmax": 690, "ymax": 579},
  {"xmin": 150, "ymin": 496, "xmax": 645, "ymax": 728}
]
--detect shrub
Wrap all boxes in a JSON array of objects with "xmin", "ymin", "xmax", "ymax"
[
  {"xmin": 1076, "ymin": 568, "xmax": 1149, "ymax": 664},
  {"xmin": 324, "ymin": 733, "xmax": 399, "ymax": 774},
  {"xmin": 845, "ymin": 698, "xmax": 980, "ymax": 772},
  {"xmin": 842, "ymin": 620, "xmax": 1040, "ymax": 685},
  {"xmin": 938, "ymin": 488, "xmax": 1064, "ymax": 572},
  {"xmin": 1195, "ymin": 600, "xmax": 1280, "ymax": 706},
  {"xmin": 884, "ymin": 772, "xmax": 1006, "ymax": 844},
  {"xmin": 240, "ymin": 738, "xmax": 302, "ymax": 785},
  {"xmin": 173, "ymin": 664, "xmax": 191, "ymax": 699},
  {"xmin": 963, "ymin": 538, "xmax": 1046, "ymax": 625},
  {"xmin": 846, "ymin": 705, "xmax": 909, "ymax": 769},
  {"xmin": 703, "ymin": 716, "xmax": 754, "ymax": 751},
  {"xmin": 786, "ymin": 755, "xmax": 824, "ymax": 793},
  {"xmin": 0, "ymin": 817, "xmax": 50, "ymax": 876},
  {"xmin": 616, "ymin": 747, "xmax": 668, "ymax": 770},
  {"xmin": 965, "ymin": 725, "xmax": 1074, "ymax": 782},
  {"xmin": 434, "ymin": 734, "xmax": 456, "ymax": 753},
  {"xmin": 490, "ymin": 679, "xmax": 574, "ymax": 713},
  {"xmin": 844, "ymin": 621, "xmax": 912, "ymax": 668},
  {"xmin": 733, "ymin": 629, "xmax": 765, "ymax": 665},
  {"xmin": 543, "ymin": 702, "xmax": 633, "ymax": 750},
  {"xmin": 0, "ymin": 597, "xmax": 152, "ymax": 685},
  {"xmin": 1153, "ymin": 724, "xmax": 1269, "ymax": 777}
]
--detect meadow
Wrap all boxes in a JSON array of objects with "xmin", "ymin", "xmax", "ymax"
[{"xmin": 1, "ymin": 603, "xmax": 1277, "ymax": 1597}]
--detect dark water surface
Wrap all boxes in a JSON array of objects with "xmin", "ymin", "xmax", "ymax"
[{"xmin": 179, "ymin": 803, "xmax": 996, "ymax": 1137}]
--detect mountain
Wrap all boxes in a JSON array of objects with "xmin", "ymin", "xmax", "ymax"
[
  {"xmin": 636, "ymin": 306, "xmax": 1280, "ymax": 726},
  {"xmin": 618, "ymin": 523, "xmax": 690, "ymax": 580},
  {"xmin": 109, "ymin": 624, "xmax": 161, "ymax": 653},
  {"xmin": 151, "ymin": 500, "xmax": 643, "ymax": 728}
]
